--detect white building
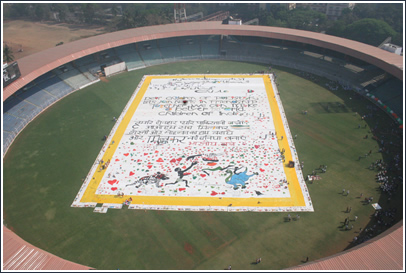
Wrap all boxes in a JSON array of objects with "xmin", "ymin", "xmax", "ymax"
[{"xmin": 381, "ymin": 43, "xmax": 403, "ymax": 55}]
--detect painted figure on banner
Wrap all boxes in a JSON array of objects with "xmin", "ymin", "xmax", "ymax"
[
  {"xmin": 225, "ymin": 167, "xmax": 258, "ymax": 189},
  {"xmin": 165, "ymin": 161, "xmax": 198, "ymax": 187},
  {"xmin": 126, "ymin": 172, "xmax": 169, "ymax": 188}
]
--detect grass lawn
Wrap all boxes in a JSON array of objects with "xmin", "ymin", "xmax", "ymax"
[{"xmin": 3, "ymin": 60, "xmax": 403, "ymax": 270}]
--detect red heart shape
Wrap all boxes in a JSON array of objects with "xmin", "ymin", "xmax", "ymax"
[
  {"xmin": 115, "ymin": 159, "xmax": 120, "ymax": 162},
  {"xmin": 260, "ymin": 168, "xmax": 265, "ymax": 172},
  {"xmin": 157, "ymin": 158, "xmax": 164, "ymax": 162},
  {"xmin": 147, "ymin": 165, "xmax": 152, "ymax": 169},
  {"xmin": 255, "ymin": 145, "xmax": 260, "ymax": 148},
  {"xmin": 179, "ymin": 188, "xmax": 186, "ymax": 192},
  {"xmin": 144, "ymin": 153, "xmax": 148, "ymax": 156},
  {"xmin": 111, "ymin": 187, "xmax": 118, "ymax": 191},
  {"xmin": 137, "ymin": 159, "xmax": 142, "ymax": 162},
  {"xmin": 108, "ymin": 179, "xmax": 118, "ymax": 185},
  {"xmin": 155, "ymin": 150, "xmax": 159, "ymax": 153},
  {"xmin": 200, "ymin": 174, "xmax": 206, "ymax": 177},
  {"xmin": 210, "ymin": 191, "xmax": 218, "ymax": 196},
  {"xmin": 123, "ymin": 153, "xmax": 129, "ymax": 156},
  {"xmin": 170, "ymin": 158, "xmax": 176, "ymax": 163},
  {"xmin": 176, "ymin": 158, "xmax": 182, "ymax": 162},
  {"xmin": 264, "ymin": 163, "xmax": 269, "ymax": 166},
  {"xmin": 129, "ymin": 171, "xmax": 135, "ymax": 176}
]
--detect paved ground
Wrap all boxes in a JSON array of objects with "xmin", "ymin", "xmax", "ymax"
[{"xmin": 3, "ymin": 20, "xmax": 105, "ymax": 60}]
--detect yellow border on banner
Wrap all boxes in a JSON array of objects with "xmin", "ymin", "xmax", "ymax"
[{"xmin": 80, "ymin": 75, "xmax": 306, "ymax": 207}]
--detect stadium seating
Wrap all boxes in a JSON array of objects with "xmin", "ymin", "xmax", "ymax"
[
  {"xmin": 3, "ymin": 130, "xmax": 15, "ymax": 154},
  {"xmin": 157, "ymin": 37, "xmax": 183, "ymax": 62},
  {"xmin": 3, "ymin": 34, "xmax": 402, "ymax": 156},
  {"xmin": 37, "ymin": 76, "xmax": 74, "ymax": 99},
  {"xmin": 115, "ymin": 44, "xmax": 146, "ymax": 70},
  {"xmin": 137, "ymin": 40, "xmax": 164, "ymax": 66},
  {"xmin": 178, "ymin": 36, "xmax": 202, "ymax": 59},
  {"xmin": 3, "ymin": 96, "xmax": 41, "ymax": 120},
  {"xmin": 3, "ymin": 113, "xmax": 26, "ymax": 133},
  {"xmin": 57, "ymin": 66, "xmax": 93, "ymax": 90},
  {"xmin": 115, "ymin": 44, "xmax": 137, "ymax": 55},
  {"xmin": 201, "ymin": 35, "xmax": 220, "ymax": 58},
  {"xmin": 14, "ymin": 85, "xmax": 57, "ymax": 109},
  {"xmin": 74, "ymin": 54, "xmax": 97, "ymax": 67},
  {"xmin": 367, "ymin": 78, "xmax": 403, "ymax": 116},
  {"xmin": 32, "ymin": 71, "xmax": 56, "ymax": 85}
]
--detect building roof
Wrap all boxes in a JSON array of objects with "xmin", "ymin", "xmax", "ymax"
[
  {"xmin": 2, "ymin": 226, "xmax": 93, "ymax": 270},
  {"xmin": 3, "ymin": 222, "xmax": 403, "ymax": 270},
  {"xmin": 3, "ymin": 21, "xmax": 403, "ymax": 101},
  {"xmin": 288, "ymin": 220, "xmax": 404, "ymax": 270}
]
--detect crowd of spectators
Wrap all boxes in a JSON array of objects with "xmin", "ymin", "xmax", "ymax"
[
  {"xmin": 325, "ymin": 81, "xmax": 339, "ymax": 91},
  {"xmin": 353, "ymin": 208, "xmax": 398, "ymax": 246},
  {"xmin": 295, "ymin": 71, "xmax": 319, "ymax": 83}
]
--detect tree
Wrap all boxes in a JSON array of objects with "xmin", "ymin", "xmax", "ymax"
[
  {"xmin": 343, "ymin": 18, "xmax": 397, "ymax": 46},
  {"xmin": 81, "ymin": 3, "xmax": 100, "ymax": 24},
  {"xmin": 265, "ymin": 14, "xmax": 287, "ymax": 28},
  {"xmin": 336, "ymin": 8, "xmax": 358, "ymax": 25},
  {"xmin": 374, "ymin": 3, "xmax": 403, "ymax": 33},
  {"xmin": 286, "ymin": 8, "xmax": 326, "ymax": 31},
  {"xmin": 111, "ymin": 6, "xmax": 119, "ymax": 17},
  {"xmin": 52, "ymin": 3, "xmax": 69, "ymax": 22},
  {"xmin": 34, "ymin": 4, "xmax": 51, "ymax": 21},
  {"xmin": 3, "ymin": 44, "xmax": 15, "ymax": 63},
  {"xmin": 326, "ymin": 20, "xmax": 346, "ymax": 37},
  {"xmin": 353, "ymin": 3, "xmax": 377, "ymax": 19},
  {"xmin": 117, "ymin": 8, "xmax": 137, "ymax": 29}
]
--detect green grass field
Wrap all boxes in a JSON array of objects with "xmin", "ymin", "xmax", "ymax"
[{"xmin": 3, "ymin": 60, "xmax": 403, "ymax": 270}]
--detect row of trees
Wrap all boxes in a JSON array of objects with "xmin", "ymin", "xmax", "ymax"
[
  {"xmin": 3, "ymin": 3, "xmax": 173, "ymax": 27},
  {"xmin": 325, "ymin": 3, "xmax": 403, "ymax": 46},
  {"xmin": 251, "ymin": 3, "xmax": 402, "ymax": 46},
  {"xmin": 3, "ymin": 3, "xmax": 403, "ymax": 47}
]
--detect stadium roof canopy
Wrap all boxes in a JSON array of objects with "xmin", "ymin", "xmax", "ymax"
[{"xmin": 3, "ymin": 21, "xmax": 403, "ymax": 101}]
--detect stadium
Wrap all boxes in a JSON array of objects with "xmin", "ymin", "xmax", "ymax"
[{"xmin": 3, "ymin": 22, "xmax": 404, "ymax": 270}]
